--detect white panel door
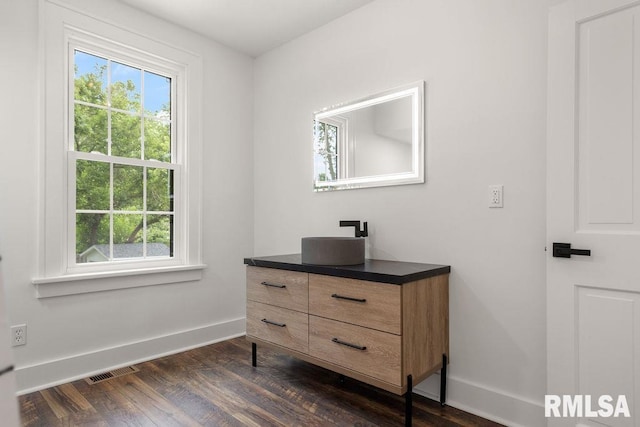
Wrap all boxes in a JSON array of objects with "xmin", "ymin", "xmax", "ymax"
[{"xmin": 548, "ymin": 1, "xmax": 640, "ymax": 426}]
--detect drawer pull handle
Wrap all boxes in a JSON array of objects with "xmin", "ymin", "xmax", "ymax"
[
  {"xmin": 261, "ymin": 318, "xmax": 286, "ymax": 327},
  {"xmin": 331, "ymin": 293, "xmax": 366, "ymax": 303},
  {"xmin": 261, "ymin": 281, "xmax": 286, "ymax": 289},
  {"xmin": 332, "ymin": 337, "xmax": 367, "ymax": 351}
]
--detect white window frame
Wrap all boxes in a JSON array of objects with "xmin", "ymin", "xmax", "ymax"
[
  {"xmin": 33, "ymin": 1, "xmax": 204, "ymax": 297},
  {"xmin": 67, "ymin": 42, "xmax": 181, "ymax": 273},
  {"xmin": 315, "ymin": 115, "xmax": 348, "ymax": 184}
]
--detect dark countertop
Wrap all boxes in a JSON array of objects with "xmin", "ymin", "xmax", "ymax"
[{"xmin": 243, "ymin": 254, "xmax": 450, "ymax": 285}]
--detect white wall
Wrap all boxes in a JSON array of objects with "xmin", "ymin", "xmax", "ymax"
[
  {"xmin": 254, "ymin": 1, "xmax": 548, "ymax": 425},
  {"xmin": 0, "ymin": 0, "xmax": 253, "ymax": 393}
]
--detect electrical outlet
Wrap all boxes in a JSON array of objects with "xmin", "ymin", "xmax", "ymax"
[
  {"xmin": 11, "ymin": 324, "xmax": 26, "ymax": 347},
  {"xmin": 489, "ymin": 185, "xmax": 503, "ymax": 208}
]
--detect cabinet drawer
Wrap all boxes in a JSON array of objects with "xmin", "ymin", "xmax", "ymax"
[
  {"xmin": 247, "ymin": 300, "xmax": 309, "ymax": 354},
  {"xmin": 309, "ymin": 274, "xmax": 401, "ymax": 334},
  {"xmin": 309, "ymin": 315, "xmax": 401, "ymax": 386},
  {"xmin": 247, "ymin": 266, "xmax": 308, "ymax": 312}
]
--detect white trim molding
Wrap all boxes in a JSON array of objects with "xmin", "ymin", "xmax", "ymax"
[
  {"xmin": 36, "ymin": 0, "xmax": 204, "ymax": 294},
  {"xmin": 15, "ymin": 317, "xmax": 245, "ymax": 395},
  {"xmin": 415, "ymin": 373, "xmax": 545, "ymax": 427},
  {"xmin": 33, "ymin": 264, "xmax": 206, "ymax": 298}
]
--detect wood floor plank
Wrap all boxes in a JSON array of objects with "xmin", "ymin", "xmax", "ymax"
[
  {"xmin": 141, "ymin": 359, "xmax": 255, "ymax": 427},
  {"xmin": 19, "ymin": 337, "xmax": 504, "ymax": 427},
  {"xmin": 146, "ymin": 354, "xmax": 285, "ymax": 427},
  {"xmin": 107, "ymin": 374, "xmax": 203, "ymax": 427},
  {"xmin": 195, "ymin": 365, "xmax": 338, "ymax": 427},
  {"xmin": 38, "ymin": 389, "xmax": 71, "ymax": 420},
  {"xmin": 38, "ymin": 383, "xmax": 110, "ymax": 426},
  {"xmin": 219, "ymin": 357, "xmax": 381, "ymax": 425},
  {"xmin": 18, "ymin": 389, "xmax": 61, "ymax": 427},
  {"xmin": 56, "ymin": 383, "xmax": 94, "ymax": 413},
  {"xmin": 87, "ymin": 380, "xmax": 160, "ymax": 426}
]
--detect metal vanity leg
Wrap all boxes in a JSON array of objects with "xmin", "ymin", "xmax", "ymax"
[
  {"xmin": 252, "ymin": 343, "xmax": 257, "ymax": 367},
  {"xmin": 405, "ymin": 374, "xmax": 413, "ymax": 427},
  {"xmin": 440, "ymin": 354, "xmax": 447, "ymax": 407}
]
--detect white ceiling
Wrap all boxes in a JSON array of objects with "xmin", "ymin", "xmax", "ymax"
[{"xmin": 118, "ymin": 0, "xmax": 374, "ymax": 57}]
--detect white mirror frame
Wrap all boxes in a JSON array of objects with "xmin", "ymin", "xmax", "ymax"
[{"xmin": 313, "ymin": 81, "xmax": 425, "ymax": 191}]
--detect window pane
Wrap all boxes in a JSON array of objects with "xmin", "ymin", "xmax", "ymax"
[
  {"xmin": 111, "ymin": 111, "xmax": 141, "ymax": 159},
  {"xmin": 144, "ymin": 118, "xmax": 171, "ymax": 162},
  {"xmin": 326, "ymin": 124, "xmax": 337, "ymax": 146},
  {"xmin": 147, "ymin": 168, "xmax": 172, "ymax": 212},
  {"xmin": 314, "ymin": 153, "xmax": 338, "ymax": 182},
  {"xmin": 144, "ymin": 71, "xmax": 170, "ymax": 115},
  {"xmin": 74, "ymin": 51, "xmax": 107, "ymax": 105},
  {"xmin": 113, "ymin": 213, "xmax": 143, "ymax": 251},
  {"xmin": 314, "ymin": 121, "xmax": 339, "ymax": 181},
  {"xmin": 76, "ymin": 160, "xmax": 110, "ymax": 210},
  {"xmin": 74, "ymin": 104, "xmax": 107, "ymax": 154},
  {"xmin": 111, "ymin": 61, "xmax": 141, "ymax": 112},
  {"xmin": 76, "ymin": 213, "xmax": 110, "ymax": 263},
  {"xmin": 147, "ymin": 215, "xmax": 172, "ymax": 257},
  {"xmin": 113, "ymin": 164, "xmax": 143, "ymax": 211}
]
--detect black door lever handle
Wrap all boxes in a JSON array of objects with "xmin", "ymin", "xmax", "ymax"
[{"xmin": 552, "ymin": 242, "xmax": 591, "ymax": 258}]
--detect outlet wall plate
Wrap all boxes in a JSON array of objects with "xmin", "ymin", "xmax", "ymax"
[
  {"xmin": 488, "ymin": 185, "xmax": 503, "ymax": 208},
  {"xmin": 11, "ymin": 324, "xmax": 26, "ymax": 346}
]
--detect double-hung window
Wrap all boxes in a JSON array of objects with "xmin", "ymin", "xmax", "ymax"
[
  {"xmin": 71, "ymin": 49, "xmax": 175, "ymax": 267},
  {"xmin": 313, "ymin": 116, "xmax": 347, "ymax": 187},
  {"xmin": 35, "ymin": 2, "xmax": 204, "ymax": 297}
]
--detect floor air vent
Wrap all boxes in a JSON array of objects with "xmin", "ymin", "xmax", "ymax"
[{"xmin": 85, "ymin": 366, "xmax": 139, "ymax": 385}]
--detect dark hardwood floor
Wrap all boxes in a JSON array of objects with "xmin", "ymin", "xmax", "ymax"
[{"xmin": 19, "ymin": 337, "xmax": 503, "ymax": 426}]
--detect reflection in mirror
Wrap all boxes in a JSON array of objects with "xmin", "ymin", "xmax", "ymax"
[{"xmin": 313, "ymin": 81, "xmax": 424, "ymax": 191}]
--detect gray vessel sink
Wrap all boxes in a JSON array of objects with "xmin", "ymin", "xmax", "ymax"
[{"xmin": 301, "ymin": 237, "xmax": 365, "ymax": 266}]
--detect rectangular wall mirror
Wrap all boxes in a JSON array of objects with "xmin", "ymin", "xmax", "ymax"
[{"xmin": 313, "ymin": 81, "xmax": 425, "ymax": 191}]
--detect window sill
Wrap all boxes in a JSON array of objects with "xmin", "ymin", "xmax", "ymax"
[{"xmin": 32, "ymin": 264, "xmax": 206, "ymax": 298}]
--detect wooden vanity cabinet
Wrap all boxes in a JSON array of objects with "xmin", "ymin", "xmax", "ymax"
[
  {"xmin": 245, "ymin": 259, "xmax": 449, "ymax": 398},
  {"xmin": 244, "ymin": 255, "xmax": 450, "ymax": 426}
]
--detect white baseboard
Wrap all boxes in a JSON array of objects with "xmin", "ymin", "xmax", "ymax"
[
  {"xmin": 414, "ymin": 372, "xmax": 545, "ymax": 427},
  {"xmin": 15, "ymin": 317, "xmax": 245, "ymax": 395}
]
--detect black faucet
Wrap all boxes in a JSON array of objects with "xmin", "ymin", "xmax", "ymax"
[{"xmin": 339, "ymin": 220, "xmax": 368, "ymax": 237}]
